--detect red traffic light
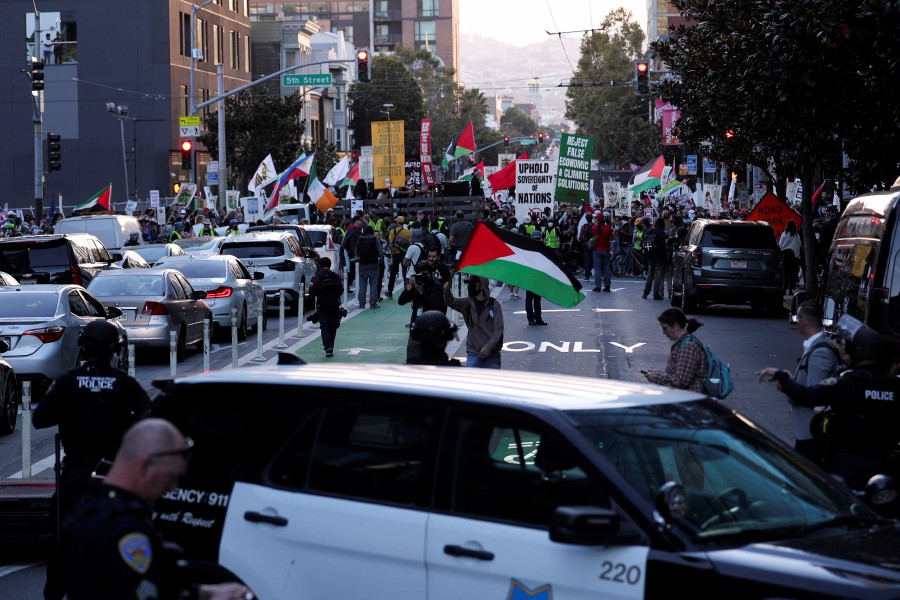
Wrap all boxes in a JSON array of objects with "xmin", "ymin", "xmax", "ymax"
[
  {"xmin": 180, "ymin": 139, "xmax": 193, "ymax": 153},
  {"xmin": 356, "ymin": 49, "xmax": 368, "ymax": 61},
  {"xmin": 724, "ymin": 129, "xmax": 735, "ymax": 139},
  {"xmin": 636, "ymin": 62, "xmax": 649, "ymax": 74},
  {"xmin": 356, "ymin": 49, "xmax": 370, "ymax": 83}
]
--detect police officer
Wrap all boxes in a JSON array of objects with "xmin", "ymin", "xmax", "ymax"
[
  {"xmin": 772, "ymin": 315, "xmax": 900, "ymax": 490},
  {"xmin": 34, "ymin": 320, "xmax": 151, "ymax": 518},
  {"xmin": 406, "ymin": 311, "xmax": 461, "ymax": 366},
  {"xmin": 45, "ymin": 418, "xmax": 254, "ymax": 600},
  {"xmin": 123, "ymin": 231, "xmax": 141, "ymax": 247}
]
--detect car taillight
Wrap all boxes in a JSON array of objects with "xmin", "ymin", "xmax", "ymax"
[
  {"xmin": 327, "ymin": 238, "xmax": 334, "ymax": 250},
  {"xmin": 269, "ymin": 260, "xmax": 296, "ymax": 272},
  {"xmin": 205, "ymin": 286, "xmax": 233, "ymax": 298},
  {"xmin": 142, "ymin": 301, "xmax": 169, "ymax": 316},
  {"xmin": 692, "ymin": 248, "xmax": 702, "ymax": 267},
  {"xmin": 70, "ymin": 266, "xmax": 82, "ymax": 286},
  {"xmin": 23, "ymin": 326, "xmax": 65, "ymax": 343}
]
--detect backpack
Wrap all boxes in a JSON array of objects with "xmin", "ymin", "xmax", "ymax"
[
  {"xmin": 392, "ymin": 230, "xmax": 410, "ymax": 254},
  {"xmin": 422, "ymin": 230, "xmax": 440, "ymax": 252},
  {"xmin": 313, "ymin": 271, "xmax": 343, "ymax": 309},
  {"xmin": 680, "ymin": 335, "xmax": 734, "ymax": 399},
  {"xmin": 357, "ymin": 236, "xmax": 379, "ymax": 263}
]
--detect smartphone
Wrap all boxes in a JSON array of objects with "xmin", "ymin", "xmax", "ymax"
[{"xmin": 640, "ymin": 369, "xmax": 648, "ymax": 375}]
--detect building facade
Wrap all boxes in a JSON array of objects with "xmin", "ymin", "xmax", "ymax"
[{"xmin": 0, "ymin": 0, "xmax": 252, "ymax": 214}]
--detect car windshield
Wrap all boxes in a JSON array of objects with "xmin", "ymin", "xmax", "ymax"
[
  {"xmin": 306, "ymin": 230, "xmax": 328, "ymax": 245},
  {"xmin": 222, "ymin": 242, "xmax": 284, "ymax": 259},
  {"xmin": 0, "ymin": 292, "xmax": 57, "ymax": 317},
  {"xmin": 89, "ymin": 276, "xmax": 164, "ymax": 297},
  {"xmin": 0, "ymin": 240, "xmax": 69, "ymax": 271},
  {"xmin": 156, "ymin": 260, "xmax": 226, "ymax": 279},
  {"xmin": 567, "ymin": 400, "xmax": 868, "ymax": 543},
  {"xmin": 702, "ymin": 227, "xmax": 776, "ymax": 249},
  {"xmin": 133, "ymin": 246, "xmax": 170, "ymax": 263}
]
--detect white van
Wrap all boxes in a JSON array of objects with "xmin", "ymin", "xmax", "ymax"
[
  {"xmin": 53, "ymin": 214, "xmax": 143, "ymax": 260},
  {"xmin": 261, "ymin": 202, "xmax": 313, "ymax": 225}
]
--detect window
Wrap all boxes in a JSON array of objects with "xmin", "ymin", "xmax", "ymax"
[
  {"xmin": 213, "ymin": 24, "xmax": 223, "ymax": 65},
  {"xmin": 79, "ymin": 291, "xmax": 108, "ymax": 317},
  {"xmin": 229, "ymin": 30, "xmax": 240, "ymax": 70},
  {"xmin": 68, "ymin": 290, "xmax": 89, "ymax": 317},
  {"xmin": 197, "ymin": 18, "xmax": 208, "ymax": 62},
  {"xmin": 418, "ymin": 0, "xmax": 439, "ymax": 17},
  {"xmin": 180, "ymin": 12, "xmax": 191, "ymax": 58},
  {"xmin": 414, "ymin": 21, "xmax": 436, "ymax": 48},
  {"xmin": 174, "ymin": 273, "xmax": 195, "ymax": 296},
  {"xmin": 169, "ymin": 274, "xmax": 189, "ymax": 300},
  {"xmin": 300, "ymin": 406, "xmax": 436, "ymax": 504},
  {"xmin": 448, "ymin": 414, "xmax": 606, "ymax": 527}
]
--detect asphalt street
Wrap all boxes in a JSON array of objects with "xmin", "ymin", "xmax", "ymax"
[{"xmin": 0, "ymin": 272, "xmax": 802, "ymax": 595}]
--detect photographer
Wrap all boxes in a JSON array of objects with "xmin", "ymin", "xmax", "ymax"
[
  {"xmin": 398, "ymin": 261, "xmax": 447, "ymax": 358},
  {"xmin": 308, "ymin": 257, "xmax": 345, "ymax": 358}
]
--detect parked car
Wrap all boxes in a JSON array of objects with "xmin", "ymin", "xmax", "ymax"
[
  {"xmin": 0, "ymin": 285, "xmax": 126, "ymax": 399},
  {"xmin": 154, "ymin": 254, "xmax": 266, "ymax": 340},
  {"xmin": 175, "ymin": 237, "xmax": 226, "ymax": 256},
  {"xmin": 148, "ymin": 364, "xmax": 900, "ymax": 600},
  {"xmin": 0, "ymin": 341, "xmax": 18, "ymax": 435},
  {"xmin": 52, "ymin": 214, "xmax": 144, "ymax": 261},
  {"xmin": 115, "ymin": 250, "xmax": 151, "ymax": 269},
  {"xmin": 299, "ymin": 224, "xmax": 342, "ymax": 273},
  {"xmin": 86, "ymin": 269, "xmax": 209, "ymax": 362},
  {"xmin": 671, "ymin": 219, "xmax": 784, "ymax": 315},
  {"xmin": 219, "ymin": 231, "xmax": 317, "ymax": 310},
  {"xmin": 0, "ymin": 233, "xmax": 120, "ymax": 287},
  {"xmin": 0, "ymin": 271, "xmax": 19, "ymax": 285},
  {"xmin": 126, "ymin": 243, "xmax": 185, "ymax": 266}
]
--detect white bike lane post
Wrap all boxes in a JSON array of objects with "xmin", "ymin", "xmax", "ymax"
[
  {"xmin": 296, "ymin": 281, "xmax": 305, "ymax": 338},
  {"xmin": 230, "ymin": 307, "xmax": 239, "ymax": 368},
  {"xmin": 20, "ymin": 381, "xmax": 32, "ymax": 478},
  {"xmin": 276, "ymin": 290, "xmax": 288, "ymax": 349},
  {"xmin": 203, "ymin": 318, "xmax": 211, "ymax": 372},
  {"xmin": 253, "ymin": 299, "xmax": 266, "ymax": 362},
  {"xmin": 169, "ymin": 330, "xmax": 178, "ymax": 377}
]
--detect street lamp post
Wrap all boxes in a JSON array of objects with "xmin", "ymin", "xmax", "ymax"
[
  {"xmin": 188, "ymin": 0, "xmax": 215, "ymax": 187},
  {"xmin": 107, "ymin": 102, "xmax": 131, "ymax": 203}
]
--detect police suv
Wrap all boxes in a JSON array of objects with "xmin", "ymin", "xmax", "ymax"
[{"xmin": 149, "ymin": 364, "xmax": 900, "ymax": 600}]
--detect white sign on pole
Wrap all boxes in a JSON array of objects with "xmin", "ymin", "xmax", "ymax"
[
  {"xmin": 125, "ymin": 200, "xmax": 137, "ymax": 214},
  {"xmin": 179, "ymin": 126, "xmax": 201, "ymax": 137},
  {"xmin": 207, "ymin": 161, "xmax": 219, "ymax": 174},
  {"xmin": 360, "ymin": 146, "xmax": 374, "ymax": 183},
  {"xmin": 149, "ymin": 190, "xmax": 160, "ymax": 209},
  {"xmin": 350, "ymin": 200, "xmax": 364, "ymax": 216},
  {"xmin": 514, "ymin": 159, "xmax": 556, "ymax": 224}
]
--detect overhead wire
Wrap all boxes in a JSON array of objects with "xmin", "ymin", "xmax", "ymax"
[{"xmin": 545, "ymin": 0, "xmax": 577, "ymax": 75}]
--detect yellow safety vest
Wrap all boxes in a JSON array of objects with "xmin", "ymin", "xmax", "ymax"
[
  {"xmin": 634, "ymin": 229, "xmax": 643, "ymax": 250},
  {"xmin": 525, "ymin": 224, "xmax": 536, "ymax": 236},
  {"xmin": 544, "ymin": 227, "xmax": 560, "ymax": 249}
]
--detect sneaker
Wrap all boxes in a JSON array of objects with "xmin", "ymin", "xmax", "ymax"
[
  {"xmin": 385, "ymin": 292, "xmax": 393, "ymax": 300},
  {"xmin": 534, "ymin": 320, "xmax": 548, "ymax": 326},
  {"xmin": 603, "ymin": 287, "xmax": 611, "ymax": 292},
  {"xmin": 377, "ymin": 297, "xmax": 384, "ymax": 302},
  {"xmin": 654, "ymin": 295, "xmax": 663, "ymax": 300},
  {"xmin": 325, "ymin": 347, "xmax": 334, "ymax": 357},
  {"xmin": 528, "ymin": 320, "xmax": 536, "ymax": 325},
  {"xmin": 592, "ymin": 287, "xmax": 603, "ymax": 292},
  {"xmin": 642, "ymin": 292, "xmax": 649, "ymax": 299},
  {"xmin": 370, "ymin": 303, "xmax": 380, "ymax": 309},
  {"xmin": 583, "ymin": 276, "xmax": 591, "ymax": 281}
]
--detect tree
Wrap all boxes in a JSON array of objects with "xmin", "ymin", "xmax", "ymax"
[
  {"xmin": 654, "ymin": 0, "xmax": 900, "ymax": 294},
  {"xmin": 500, "ymin": 107, "xmax": 539, "ymax": 139},
  {"xmin": 565, "ymin": 9, "xmax": 661, "ymax": 166},
  {"xmin": 199, "ymin": 86, "xmax": 305, "ymax": 191}
]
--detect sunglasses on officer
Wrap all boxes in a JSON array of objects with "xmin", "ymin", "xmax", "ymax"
[{"xmin": 150, "ymin": 437, "xmax": 194, "ymax": 461}]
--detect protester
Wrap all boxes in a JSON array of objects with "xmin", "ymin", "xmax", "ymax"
[
  {"xmin": 443, "ymin": 276, "xmax": 504, "ymax": 368},
  {"xmin": 643, "ymin": 308, "xmax": 707, "ymax": 392}
]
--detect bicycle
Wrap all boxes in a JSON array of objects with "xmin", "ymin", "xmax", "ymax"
[{"xmin": 611, "ymin": 246, "xmax": 648, "ymax": 277}]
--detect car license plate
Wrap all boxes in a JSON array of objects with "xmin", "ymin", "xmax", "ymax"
[
  {"xmin": 731, "ymin": 260, "xmax": 747, "ymax": 269},
  {"xmin": 119, "ymin": 309, "xmax": 135, "ymax": 322}
]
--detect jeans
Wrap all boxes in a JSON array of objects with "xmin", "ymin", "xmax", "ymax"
[
  {"xmin": 466, "ymin": 351, "xmax": 501, "ymax": 368},
  {"xmin": 387, "ymin": 255, "xmax": 406, "ymax": 294},
  {"xmin": 525, "ymin": 291, "xmax": 542, "ymax": 323},
  {"xmin": 593, "ymin": 250, "xmax": 611, "ymax": 288},
  {"xmin": 582, "ymin": 246, "xmax": 593, "ymax": 277},
  {"xmin": 643, "ymin": 259, "xmax": 664, "ymax": 298},
  {"xmin": 358, "ymin": 264, "xmax": 379, "ymax": 307},
  {"xmin": 318, "ymin": 311, "xmax": 341, "ymax": 351}
]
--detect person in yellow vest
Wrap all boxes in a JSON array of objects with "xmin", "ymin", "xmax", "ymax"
[
  {"xmin": 543, "ymin": 220, "xmax": 561, "ymax": 252},
  {"xmin": 523, "ymin": 215, "xmax": 536, "ymax": 237},
  {"xmin": 633, "ymin": 217, "xmax": 644, "ymax": 252},
  {"xmin": 386, "ymin": 216, "xmax": 411, "ymax": 300},
  {"xmin": 168, "ymin": 222, "xmax": 183, "ymax": 243}
]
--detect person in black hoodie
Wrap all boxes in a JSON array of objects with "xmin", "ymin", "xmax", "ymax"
[
  {"xmin": 642, "ymin": 217, "xmax": 669, "ymax": 300},
  {"xmin": 308, "ymin": 257, "xmax": 345, "ymax": 357},
  {"xmin": 399, "ymin": 261, "xmax": 448, "ymax": 359},
  {"xmin": 355, "ymin": 225, "xmax": 383, "ymax": 309},
  {"xmin": 406, "ymin": 311, "xmax": 461, "ymax": 366}
]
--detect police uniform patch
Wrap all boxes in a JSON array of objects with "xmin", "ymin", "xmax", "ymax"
[
  {"xmin": 118, "ymin": 533, "xmax": 153, "ymax": 574},
  {"xmin": 506, "ymin": 579, "xmax": 552, "ymax": 600}
]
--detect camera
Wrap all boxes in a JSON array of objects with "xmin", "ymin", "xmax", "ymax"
[{"xmin": 415, "ymin": 273, "xmax": 427, "ymax": 285}]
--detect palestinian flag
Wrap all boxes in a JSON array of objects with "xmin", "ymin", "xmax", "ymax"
[
  {"xmin": 75, "ymin": 184, "xmax": 111, "ymax": 212},
  {"xmin": 442, "ymin": 121, "xmax": 476, "ymax": 167},
  {"xmin": 457, "ymin": 220, "xmax": 584, "ymax": 308},
  {"xmin": 456, "ymin": 160, "xmax": 484, "ymax": 182},
  {"xmin": 339, "ymin": 162, "xmax": 360, "ymax": 188},
  {"xmin": 575, "ymin": 200, "xmax": 595, "ymax": 239},
  {"xmin": 628, "ymin": 155, "xmax": 665, "ymax": 193}
]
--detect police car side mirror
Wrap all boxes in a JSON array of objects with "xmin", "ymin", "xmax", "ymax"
[
  {"xmin": 822, "ymin": 297, "xmax": 837, "ymax": 328},
  {"xmin": 549, "ymin": 506, "xmax": 621, "ymax": 545},
  {"xmin": 106, "ymin": 306, "xmax": 124, "ymax": 319}
]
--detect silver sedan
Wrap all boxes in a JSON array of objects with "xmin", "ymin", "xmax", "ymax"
[
  {"xmin": 0, "ymin": 285, "xmax": 127, "ymax": 399},
  {"xmin": 155, "ymin": 254, "xmax": 266, "ymax": 341},
  {"xmin": 86, "ymin": 269, "xmax": 210, "ymax": 362}
]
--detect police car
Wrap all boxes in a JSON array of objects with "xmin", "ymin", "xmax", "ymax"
[{"xmin": 149, "ymin": 364, "xmax": 900, "ymax": 600}]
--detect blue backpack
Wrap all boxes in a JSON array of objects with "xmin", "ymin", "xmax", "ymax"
[{"xmin": 680, "ymin": 335, "xmax": 734, "ymax": 400}]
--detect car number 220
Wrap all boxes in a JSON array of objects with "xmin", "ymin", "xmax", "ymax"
[{"xmin": 599, "ymin": 561, "xmax": 642, "ymax": 585}]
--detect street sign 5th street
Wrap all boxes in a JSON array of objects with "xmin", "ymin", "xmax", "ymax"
[{"xmin": 282, "ymin": 73, "xmax": 333, "ymax": 87}]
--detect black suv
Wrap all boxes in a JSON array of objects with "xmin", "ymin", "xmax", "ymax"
[
  {"xmin": 0, "ymin": 233, "xmax": 121, "ymax": 287},
  {"xmin": 672, "ymin": 219, "xmax": 783, "ymax": 315}
]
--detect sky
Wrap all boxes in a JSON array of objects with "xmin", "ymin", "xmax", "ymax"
[{"xmin": 458, "ymin": 0, "xmax": 648, "ymax": 47}]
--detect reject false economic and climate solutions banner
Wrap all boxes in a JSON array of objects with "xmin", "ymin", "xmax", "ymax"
[
  {"xmin": 554, "ymin": 133, "xmax": 594, "ymax": 204},
  {"xmin": 514, "ymin": 159, "xmax": 556, "ymax": 224},
  {"xmin": 371, "ymin": 120, "xmax": 404, "ymax": 190}
]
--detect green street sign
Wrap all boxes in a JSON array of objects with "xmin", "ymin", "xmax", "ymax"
[{"xmin": 282, "ymin": 73, "xmax": 333, "ymax": 87}]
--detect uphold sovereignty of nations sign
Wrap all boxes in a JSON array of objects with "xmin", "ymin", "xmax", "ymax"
[{"xmin": 555, "ymin": 133, "xmax": 594, "ymax": 204}]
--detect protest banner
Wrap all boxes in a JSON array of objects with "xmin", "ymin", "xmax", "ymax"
[
  {"xmin": 555, "ymin": 133, "xmax": 594, "ymax": 204},
  {"xmin": 514, "ymin": 159, "xmax": 556, "ymax": 224}
]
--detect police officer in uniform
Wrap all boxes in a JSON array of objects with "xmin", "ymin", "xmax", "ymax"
[
  {"xmin": 406, "ymin": 311, "xmax": 461, "ymax": 366},
  {"xmin": 34, "ymin": 320, "xmax": 151, "ymax": 519},
  {"xmin": 772, "ymin": 315, "xmax": 900, "ymax": 490},
  {"xmin": 45, "ymin": 418, "xmax": 254, "ymax": 600}
]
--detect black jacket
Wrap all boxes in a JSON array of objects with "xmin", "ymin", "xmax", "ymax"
[
  {"xmin": 398, "ymin": 279, "xmax": 447, "ymax": 320},
  {"xmin": 309, "ymin": 268, "xmax": 343, "ymax": 313}
]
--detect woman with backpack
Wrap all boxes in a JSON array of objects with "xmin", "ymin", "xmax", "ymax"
[{"xmin": 643, "ymin": 308, "xmax": 708, "ymax": 392}]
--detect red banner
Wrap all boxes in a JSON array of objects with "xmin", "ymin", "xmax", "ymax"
[{"xmin": 420, "ymin": 119, "xmax": 435, "ymax": 187}]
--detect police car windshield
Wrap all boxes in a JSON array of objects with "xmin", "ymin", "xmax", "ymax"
[{"xmin": 567, "ymin": 401, "xmax": 867, "ymax": 542}]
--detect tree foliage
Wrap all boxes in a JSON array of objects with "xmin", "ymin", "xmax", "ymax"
[
  {"xmin": 565, "ymin": 9, "xmax": 662, "ymax": 166},
  {"xmin": 199, "ymin": 87, "xmax": 305, "ymax": 190}
]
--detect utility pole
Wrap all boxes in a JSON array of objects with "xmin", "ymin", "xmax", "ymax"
[{"xmin": 32, "ymin": 8, "xmax": 44, "ymax": 218}]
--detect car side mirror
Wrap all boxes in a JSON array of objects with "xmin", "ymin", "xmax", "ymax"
[
  {"xmin": 0, "ymin": 339, "xmax": 8, "ymax": 353},
  {"xmin": 192, "ymin": 290, "xmax": 207, "ymax": 300},
  {"xmin": 106, "ymin": 306, "xmax": 123, "ymax": 319},
  {"xmin": 549, "ymin": 506, "xmax": 621, "ymax": 545},
  {"xmin": 822, "ymin": 296, "xmax": 836, "ymax": 327},
  {"xmin": 253, "ymin": 271, "xmax": 264, "ymax": 280},
  {"xmin": 313, "ymin": 240, "xmax": 324, "ymax": 248}
]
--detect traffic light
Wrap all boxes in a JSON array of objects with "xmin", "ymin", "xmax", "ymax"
[
  {"xmin": 180, "ymin": 139, "xmax": 192, "ymax": 170},
  {"xmin": 634, "ymin": 59, "xmax": 650, "ymax": 95},
  {"xmin": 47, "ymin": 133, "xmax": 61, "ymax": 171},
  {"xmin": 31, "ymin": 57, "xmax": 44, "ymax": 92},
  {"xmin": 356, "ymin": 49, "xmax": 370, "ymax": 83},
  {"xmin": 538, "ymin": 132, "xmax": 544, "ymax": 144},
  {"xmin": 174, "ymin": 182, "xmax": 181, "ymax": 194},
  {"xmin": 724, "ymin": 129, "xmax": 735, "ymax": 140},
  {"xmin": 503, "ymin": 135, "xmax": 510, "ymax": 147}
]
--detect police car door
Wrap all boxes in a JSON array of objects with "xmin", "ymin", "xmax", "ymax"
[
  {"xmin": 426, "ymin": 410, "xmax": 649, "ymax": 600},
  {"xmin": 220, "ymin": 401, "xmax": 440, "ymax": 599}
]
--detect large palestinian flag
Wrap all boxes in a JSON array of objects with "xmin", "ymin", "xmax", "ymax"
[
  {"xmin": 628, "ymin": 155, "xmax": 665, "ymax": 193},
  {"xmin": 74, "ymin": 184, "xmax": 111, "ymax": 212},
  {"xmin": 457, "ymin": 220, "xmax": 584, "ymax": 308},
  {"xmin": 442, "ymin": 121, "xmax": 476, "ymax": 167}
]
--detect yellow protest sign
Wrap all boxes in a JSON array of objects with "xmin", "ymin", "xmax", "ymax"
[{"xmin": 371, "ymin": 121, "xmax": 405, "ymax": 190}]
